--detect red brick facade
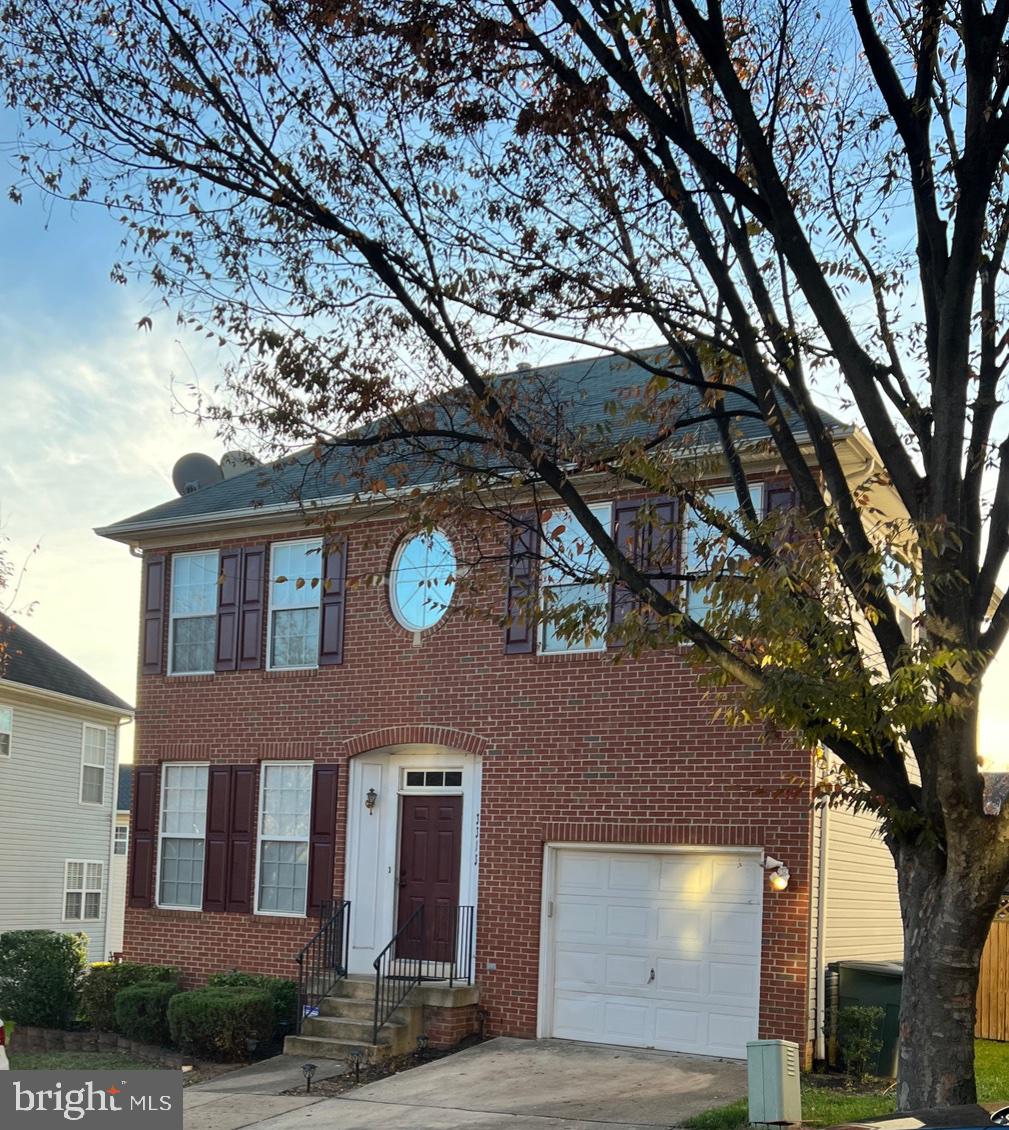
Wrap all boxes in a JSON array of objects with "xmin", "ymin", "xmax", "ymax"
[{"xmin": 123, "ymin": 513, "xmax": 815, "ymax": 1055}]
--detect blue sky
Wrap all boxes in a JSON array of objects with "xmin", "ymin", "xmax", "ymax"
[{"xmin": 1, "ymin": 109, "xmax": 1008, "ymax": 765}]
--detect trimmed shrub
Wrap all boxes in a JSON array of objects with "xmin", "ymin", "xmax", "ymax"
[
  {"xmin": 0, "ymin": 930, "xmax": 88, "ymax": 1027},
  {"xmin": 838, "ymin": 1004, "xmax": 885, "ymax": 1082},
  {"xmin": 168, "ymin": 987, "xmax": 274, "ymax": 1060},
  {"xmin": 114, "ymin": 982, "xmax": 181, "ymax": 1047},
  {"xmin": 206, "ymin": 972, "xmax": 297, "ymax": 1037},
  {"xmin": 82, "ymin": 963, "xmax": 179, "ymax": 1032}
]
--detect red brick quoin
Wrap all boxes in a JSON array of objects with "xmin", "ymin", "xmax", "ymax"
[{"xmin": 123, "ymin": 514, "xmax": 814, "ymax": 1057}]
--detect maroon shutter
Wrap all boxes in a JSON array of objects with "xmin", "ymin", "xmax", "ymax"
[
  {"xmin": 226, "ymin": 766, "xmax": 257, "ymax": 913},
  {"xmin": 306, "ymin": 765, "xmax": 338, "ymax": 916},
  {"xmin": 318, "ymin": 539, "xmax": 347, "ymax": 666},
  {"xmin": 765, "ymin": 483, "xmax": 798, "ymax": 515},
  {"xmin": 609, "ymin": 497, "xmax": 678, "ymax": 632},
  {"xmin": 128, "ymin": 766, "xmax": 158, "ymax": 908},
  {"xmin": 202, "ymin": 766, "xmax": 232, "ymax": 911},
  {"xmin": 504, "ymin": 517, "xmax": 540, "ymax": 653},
  {"xmin": 215, "ymin": 550, "xmax": 241, "ymax": 672},
  {"xmin": 141, "ymin": 555, "xmax": 166, "ymax": 675},
  {"xmin": 237, "ymin": 547, "xmax": 265, "ymax": 670}
]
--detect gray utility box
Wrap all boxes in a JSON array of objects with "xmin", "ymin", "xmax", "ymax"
[{"xmin": 746, "ymin": 1039, "xmax": 801, "ymax": 1127}]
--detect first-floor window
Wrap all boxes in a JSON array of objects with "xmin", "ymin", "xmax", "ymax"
[
  {"xmin": 0, "ymin": 706, "xmax": 11, "ymax": 757},
  {"xmin": 256, "ymin": 762, "xmax": 312, "ymax": 915},
  {"xmin": 114, "ymin": 825, "xmax": 129, "ymax": 856},
  {"xmin": 158, "ymin": 763, "xmax": 208, "ymax": 909},
  {"xmin": 64, "ymin": 860, "xmax": 103, "ymax": 921}
]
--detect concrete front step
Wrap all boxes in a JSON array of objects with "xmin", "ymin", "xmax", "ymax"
[
  {"xmin": 300, "ymin": 1014, "xmax": 408, "ymax": 1045},
  {"xmin": 325, "ymin": 976, "xmax": 377, "ymax": 1001},
  {"xmin": 283, "ymin": 1033, "xmax": 389, "ymax": 1062}
]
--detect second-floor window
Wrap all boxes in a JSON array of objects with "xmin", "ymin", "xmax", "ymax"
[
  {"xmin": 158, "ymin": 763, "xmax": 209, "ymax": 910},
  {"xmin": 0, "ymin": 706, "xmax": 11, "ymax": 757},
  {"xmin": 169, "ymin": 551, "xmax": 219, "ymax": 674},
  {"xmin": 540, "ymin": 504, "xmax": 612, "ymax": 654},
  {"xmin": 268, "ymin": 540, "xmax": 322, "ymax": 669},
  {"xmin": 684, "ymin": 484, "xmax": 764, "ymax": 620},
  {"xmin": 80, "ymin": 724, "xmax": 109, "ymax": 804}
]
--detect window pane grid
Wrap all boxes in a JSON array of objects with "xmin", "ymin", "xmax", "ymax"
[
  {"xmin": 170, "ymin": 551, "xmax": 219, "ymax": 673},
  {"xmin": 257, "ymin": 763, "xmax": 312, "ymax": 914},
  {"xmin": 114, "ymin": 826, "xmax": 129, "ymax": 855},
  {"xmin": 64, "ymin": 860, "xmax": 102, "ymax": 922},
  {"xmin": 541, "ymin": 505, "xmax": 611, "ymax": 653},
  {"xmin": 269, "ymin": 541, "xmax": 322, "ymax": 668},
  {"xmin": 159, "ymin": 764, "xmax": 208, "ymax": 908},
  {"xmin": 0, "ymin": 706, "xmax": 12, "ymax": 757}
]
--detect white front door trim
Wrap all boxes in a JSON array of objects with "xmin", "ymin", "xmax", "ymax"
[
  {"xmin": 344, "ymin": 744, "xmax": 481, "ymax": 976},
  {"xmin": 536, "ymin": 842, "xmax": 764, "ymax": 1053}
]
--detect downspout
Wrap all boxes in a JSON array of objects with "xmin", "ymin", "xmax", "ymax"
[{"xmin": 814, "ymin": 791, "xmax": 830, "ymax": 1062}]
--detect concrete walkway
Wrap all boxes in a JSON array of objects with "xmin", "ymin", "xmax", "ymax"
[{"xmin": 183, "ymin": 1038, "xmax": 746, "ymax": 1130}]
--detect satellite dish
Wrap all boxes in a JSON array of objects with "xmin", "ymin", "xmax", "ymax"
[
  {"xmin": 220, "ymin": 450, "xmax": 261, "ymax": 480},
  {"xmin": 172, "ymin": 453, "xmax": 224, "ymax": 496}
]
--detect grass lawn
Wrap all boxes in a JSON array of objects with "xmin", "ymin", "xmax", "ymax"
[
  {"xmin": 684, "ymin": 1040, "xmax": 1009, "ymax": 1130},
  {"xmin": 8, "ymin": 1052, "xmax": 159, "ymax": 1071}
]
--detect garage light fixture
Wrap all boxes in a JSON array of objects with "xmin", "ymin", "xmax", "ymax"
[{"xmin": 763, "ymin": 856, "xmax": 790, "ymax": 892}]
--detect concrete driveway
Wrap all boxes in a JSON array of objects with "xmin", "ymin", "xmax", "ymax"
[{"xmin": 184, "ymin": 1037, "xmax": 747, "ymax": 1130}]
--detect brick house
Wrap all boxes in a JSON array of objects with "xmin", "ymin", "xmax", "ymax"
[{"xmin": 96, "ymin": 350, "xmax": 904, "ymax": 1063}]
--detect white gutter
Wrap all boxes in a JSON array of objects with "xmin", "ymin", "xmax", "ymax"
[
  {"xmin": 814, "ymin": 791, "xmax": 830, "ymax": 1062},
  {"xmin": 0, "ymin": 678, "xmax": 134, "ymax": 721}
]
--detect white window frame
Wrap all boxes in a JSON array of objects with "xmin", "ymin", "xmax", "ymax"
[
  {"xmin": 168, "ymin": 550, "xmax": 220, "ymax": 676},
  {"xmin": 0, "ymin": 705, "xmax": 11, "ymax": 758},
  {"xmin": 114, "ymin": 824, "xmax": 129, "ymax": 856},
  {"xmin": 389, "ymin": 529, "xmax": 457, "ymax": 632},
  {"xmin": 254, "ymin": 760, "xmax": 313, "ymax": 918},
  {"xmin": 684, "ymin": 483, "xmax": 764, "ymax": 620},
  {"xmin": 266, "ymin": 539, "xmax": 323, "ymax": 671},
  {"xmin": 155, "ymin": 762, "xmax": 209, "ymax": 912},
  {"xmin": 63, "ymin": 859, "xmax": 104, "ymax": 922},
  {"xmin": 539, "ymin": 502, "xmax": 612, "ymax": 655},
  {"xmin": 79, "ymin": 723, "xmax": 110, "ymax": 806},
  {"xmin": 399, "ymin": 767, "xmax": 465, "ymax": 794}
]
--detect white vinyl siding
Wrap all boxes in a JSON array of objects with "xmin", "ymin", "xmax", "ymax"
[
  {"xmin": 268, "ymin": 540, "xmax": 322, "ymax": 669},
  {"xmin": 0, "ymin": 706, "xmax": 11, "ymax": 757},
  {"xmin": 256, "ymin": 762, "xmax": 311, "ymax": 915},
  {"xmin": 0, "ymin": 695, "xmax": 118, "ymax": 962},
  {"xmin": 822, "ymin": 805, "xmax": 902, "ymax": 964},
  {"xmin": 64, "ymin": 860, "xmax": 103, "ymax": 922},
  {"xmin": 80, "ymin": 724, "xmax": 109, "ymax": 804},
  {"xmin": 169, "ymin": 551, "xmax": 219, "ymax": 674},
  {"xmin": 540, "ymin": 504, "xmax": 612, "ymax": 653},
  {"xmin": 158, "ymin": 764, "xmax": 208, "ymax": 910}
]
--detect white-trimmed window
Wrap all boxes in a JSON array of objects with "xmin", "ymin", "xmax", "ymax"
[
  {"xmin": 540, "ymin": 504, "xmax": 612, "ymax": 654},
  {"xmin": 114, "ymin": 825, "xmax": 129, "ymax": 856},
  {"xmin": 684, "ymin": 484, "xmax": 764, "ymax": 619},
  {"xmin": 64, "ymin": 860, "xmax": 103, "ymax": 921},
  {"xmin": 80, "ymin": 724, "xmax": 110, "ymax": 805},
  {"xmin": 0, "ymin": 705, "xmax": 11, "ymax": 757},
  {"xmin": 158, "ymin": 763, "xmax": 209, "ymax": 909},
  {"xmin": 268, "ymin": 540, "xmax": 322, "ymax": 670},
  {"xmin": 256, "ymin": 762, "xmax": 312, "ymax": 915},
  {"xmin": 169, "ymin": 551, "xmax": 219, "ymax": 674}
]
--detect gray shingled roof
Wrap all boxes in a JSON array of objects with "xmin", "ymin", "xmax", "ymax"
[
  {"xmin": 117, "ymin": 763, "xmax": 133, "ymax": 812},
  {"xmin": 0, "ymin": 613, "xmax": 134, "ymax": 713},
  {"xmin": 97, "ymin": 346, "xmax": 845, "ymax": 539}
]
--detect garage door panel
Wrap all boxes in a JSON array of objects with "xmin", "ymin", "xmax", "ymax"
[{"xmin": 546, "ymin": 849, "xmax": 762, "ymax": 1059}]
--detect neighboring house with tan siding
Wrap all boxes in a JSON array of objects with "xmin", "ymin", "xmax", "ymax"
[{"xmin": 0, "ymin": 614, "xmax": 133, "ymax": 962}]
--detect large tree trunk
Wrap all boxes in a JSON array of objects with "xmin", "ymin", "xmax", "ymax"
[{"xmin": 894, "ymin": 841, "xmax": 1006, "ymax": 1110}]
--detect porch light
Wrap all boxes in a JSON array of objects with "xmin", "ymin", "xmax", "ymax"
[
  {"xmin": 763, "ymin": 856, "xmax": 790, "ymax": 892},
  {"xmin": 365, "ymin": 787, "xmax": 378, "ymax": 814}
]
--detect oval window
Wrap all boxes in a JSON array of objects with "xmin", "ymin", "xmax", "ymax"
[{"xmin": 390, "ymin": 530, "xmax": 456, "ymax": 631}]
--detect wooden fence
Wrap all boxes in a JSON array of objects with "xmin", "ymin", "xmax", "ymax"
[{"xmin": 977, "ymin": 903, "xmax": 1009, "ymax": 1040}]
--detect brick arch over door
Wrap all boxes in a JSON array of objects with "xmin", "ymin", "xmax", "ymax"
[{"xmin": 342, "ymin": 726, "xmax": 489, "ymax": 759}]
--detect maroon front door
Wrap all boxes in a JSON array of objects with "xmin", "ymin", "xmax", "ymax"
[{"xmin": 396, "ymin": 794, "xmax": 462, "ymax": 962}]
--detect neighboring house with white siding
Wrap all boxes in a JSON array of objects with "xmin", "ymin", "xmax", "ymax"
[
  {"xmin": 0, "ymin": 614, "xmax": 133, "ymax": 962},
  {"xmin": 106, "ymin": 765, "xmax": 133, "ymax": 955}
]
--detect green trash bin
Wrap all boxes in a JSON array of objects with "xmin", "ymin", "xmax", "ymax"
[{"xmin": 835, "ymin": 959, "xmax": 903, "ymax": 1077}]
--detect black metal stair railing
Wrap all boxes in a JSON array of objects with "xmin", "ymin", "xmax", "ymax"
[
  {"xmin": 294, "ymin": 899, "xmax": 351, "ymax": 1034},
  {"xmin": 372, "ymin": 904, "xmax": 476, "ymax": 1044}
]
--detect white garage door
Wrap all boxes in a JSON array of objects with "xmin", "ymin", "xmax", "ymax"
[{"xmin": 544, "ymin": 848, "xmax": 763, "ymax": 1058}]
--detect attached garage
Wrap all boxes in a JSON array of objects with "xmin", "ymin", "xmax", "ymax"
[{"xmin": 538, "ymin": 846, "xmax": 763, "ymax": 1058}]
